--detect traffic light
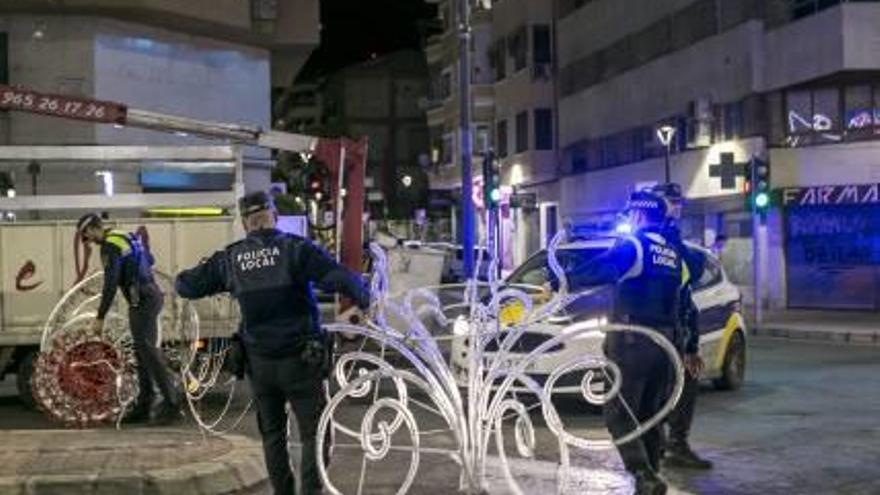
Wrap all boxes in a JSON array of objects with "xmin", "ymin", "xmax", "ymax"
[
  {"xmin": 750, "ymin": 156, "xmax": 770, "ymax": 215},
  {"xmin": 482, "ymin": 150, "xmax": 501, "ymax": 209}
]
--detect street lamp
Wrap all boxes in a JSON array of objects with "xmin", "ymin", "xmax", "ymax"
[{"xmin": 656, "ymin": 124, "xmax": 677, "ymax": 183}]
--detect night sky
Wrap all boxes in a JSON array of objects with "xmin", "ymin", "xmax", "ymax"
[{"xmin": 298, "ymin": 0, "xmax": 437, "ymax": 80}]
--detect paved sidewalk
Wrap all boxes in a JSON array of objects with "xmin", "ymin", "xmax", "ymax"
[
  {"xmin": 0, "ymin": 429, "xmax": 268, "ymax": 495},
  {"xmin": 747, "ymin": 308, "xmax": 879, "ymax": 345}
]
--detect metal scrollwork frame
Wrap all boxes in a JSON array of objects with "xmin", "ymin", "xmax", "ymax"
[{"xmin": 318, "ymin": 231, "xmax": 684, "ymax": 494}]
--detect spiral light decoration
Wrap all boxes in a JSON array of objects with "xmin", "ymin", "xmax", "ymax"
[
  {"xmin": 318, "ymin": 230, "xmax": 685, "ymax": 494},
  {"xmin": 33, "ymin": 271, "xmax": 244, "ymax": 430}
]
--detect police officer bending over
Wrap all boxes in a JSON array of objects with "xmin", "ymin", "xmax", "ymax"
[
  {"xmin": 175, "ymin": 191, "xmax": 370, "ymax": 495},
  {"xmin": 567, "ymin": 190, "xmax": 691, "ymax": 495},
  {"xmin": 77, "ymin": 213, "xmax": 180, "ymax": 425},
  {"xmin": 649, "ymin": 183, "xmax": 713, "ymax": 471}
]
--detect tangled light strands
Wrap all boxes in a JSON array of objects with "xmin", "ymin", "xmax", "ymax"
[{"xmin": 318, "ymin": 230, "xmax": 684, "ymax": 494}]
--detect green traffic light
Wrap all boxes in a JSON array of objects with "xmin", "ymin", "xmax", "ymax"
[{"xmin": 755, "ymin": 192, "xmax": 769, "ymax": 208}]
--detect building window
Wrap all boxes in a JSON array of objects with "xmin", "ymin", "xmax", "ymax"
[
  {"xmin": 0, "ymin": 33, "xmax": 6, "ymax": 85},
  {"xmin": 532, "ymin": 25, "xmax": 552, "ymax": 81},
  {"xmin": 496, "ymin": 120, "xmax": 508, "ymax": 158},
  {"xmin": 491, "ymin": 39, "xmax": 507, "ymax": 82},
  {"xmin": 515, "ymin": 111, "xmax": 529, "ymax": 153},
  {"xmin": 508, "ymin": 27, "xmax": 528, "ymax": 73},
  {"xmin": 792, "ymin": 0, "xmax": 843, "ymax": 20},
  {"xmin": 475, "ymin": 124, "xmax": 491, "ymax": 154},
  {"xmin": 442, "ymin": 133, "xmax": 455, "ymax": 165},
  {"xmin": 440, "ymin": 68, "xmax": 453, "ymax": 100},
  {"xmin": 845, "ymin": 85, "xmax": 873, "ymax": 131},
  {"xmin": 534, "ymin": 108, "xmax": 553, "ymax": 150},
  {"xmin": 784, "ymin": 85, "xmax": 870, "ymax": 147}
]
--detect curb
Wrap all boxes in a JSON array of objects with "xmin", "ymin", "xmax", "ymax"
[
  {"xmin": 751, "ymin": 327, "xmax": 880, "ymax": 346},
  {"xmin": 0, "ymin": 434, "xmax": 268, "ymax": 495}
]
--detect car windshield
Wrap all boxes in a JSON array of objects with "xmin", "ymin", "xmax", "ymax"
[{"xmin": 506, "ymin": 247, "xmax": 610, "ymax": 287}]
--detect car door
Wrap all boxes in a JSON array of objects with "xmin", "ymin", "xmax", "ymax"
[{"xmin": 692, "ymin": 256, "xmax": 735, "ymax": 371}]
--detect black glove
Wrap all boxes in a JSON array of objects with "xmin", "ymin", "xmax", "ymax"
[{"xmin": 228, "ymin": 334, "xmax": 247, "ymax": 380}]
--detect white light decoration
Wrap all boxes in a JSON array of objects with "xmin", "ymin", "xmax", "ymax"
[
  {"xmin": 95, "ymin": 171, "xmax": 114, "ymax": 197},
  {"xmin": 401, "ymin": 175, "xmax": 413, "ymax": 188},
  {"xmin": 318, "ymin": 230, "xmax": 684, "ymax": 494}
]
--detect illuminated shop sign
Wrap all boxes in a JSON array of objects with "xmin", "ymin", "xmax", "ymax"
[{"xmin": 781, "ymin": 183, "xmax": 880, "ymax": 207}]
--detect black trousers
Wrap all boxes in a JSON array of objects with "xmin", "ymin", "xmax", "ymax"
[
  {"xmin": 248, "ymin": 350, "xmax": 330, "ymax": 495},
  {"xmin": 128, "ymin": 284, "xmax": 177, "ymax": 407},
  {"xmin": 666, "ymin": 368, "xmax": 698, "ymax": 446},
  {"xmin": 603, "ymin": 333, "xmax": 672, "ymax": 475}
]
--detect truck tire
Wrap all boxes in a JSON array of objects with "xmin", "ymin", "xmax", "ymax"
[
  {"xmin": 713, "ymin": 331, "xmax": 746, "ymax": 391},
  {"xmin": 16, "ymin": 349, "xmax": 38, "ymax": 410}
]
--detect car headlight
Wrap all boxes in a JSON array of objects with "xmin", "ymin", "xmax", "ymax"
[{"xmin": 560, "ymin": 315, "xmax": 609, "ymax": 340}]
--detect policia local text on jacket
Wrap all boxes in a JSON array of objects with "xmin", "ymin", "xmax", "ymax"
[
  {"xmin": 567, "ymin": 191, "xmax": 690, "ymax": 495},
  {"xmin": 174, "ymin": 192, "xmax": 370, "ymax": 495},
  {"xmin": 76, "ymin": 214, "xmax": 179, "ymax": 424}
]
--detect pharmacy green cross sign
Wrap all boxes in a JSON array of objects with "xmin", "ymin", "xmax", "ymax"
[{"xmin": 709, "ymin": 152, "xmax": 748, "ymax": 190}]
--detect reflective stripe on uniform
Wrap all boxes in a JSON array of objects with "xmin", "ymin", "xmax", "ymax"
[
  {"xmin": 105, "ymin": 231, "xmax": 132, "ymax": 256},
  {"xmin": 619, "ymin": 235, "xmax": 643, "ymax": 282}
]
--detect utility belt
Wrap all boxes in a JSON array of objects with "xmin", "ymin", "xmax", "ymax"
[
  {"xmin": 124, "ymin": 277, "xmax": 157, "ymax": 309},
  {"xmin": 229, "ymin": 331, "xmax": 335, "ymax": 380},
  {"xmin": 614, "ymin": 314, "xmax": 676, "ymax": 345}
]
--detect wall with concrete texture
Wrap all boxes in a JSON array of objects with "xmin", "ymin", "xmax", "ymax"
[
  {"xmin": 762, "ymin": 7, "xmax": 845, "ymax": 91},
  {"xmin": 558, "ymin": 137, "xmax": 765, "ymax": 220},
  {"xmin": 557, "ymin": 0, "xmax": 699, "ymax": 66},
  {"xmin": 842, "ymin": 3, "xmax": 880, "ymax": 70},
  {"xmin": 769, "ymin": 141, "xmax": 880, "ymax": 189},
  {"xmin": 558, "ymin": 21, "xmax": 762, "ymax": 146},
  {"xmin": 2, "ymin": 16, "xmax": 97, "ymax": 145},
  {"xmin": 92, "ymin": 17, "xmax": 271, "ymax": 146}
]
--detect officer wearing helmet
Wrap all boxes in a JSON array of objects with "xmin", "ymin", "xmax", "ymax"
[
  {"xmin": 76, "ymin": 213, "xmax": 180, "ymax": 424},
  {"xmin": 648, "ymin": 183, "xmax": 713, "ymax": 471},
  {"xmin": 567, "ymin": 189, "xmax": 689, "ymax": 495},
  {"xmin": 174, "ymin": 191, "xmax": 370, "ymax": 495}
]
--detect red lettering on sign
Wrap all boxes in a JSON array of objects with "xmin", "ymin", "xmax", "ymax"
[
  {"xmin": 15, "ymin": 260, "xmax": 43, "ymax": 291},
  {"xmin": 0, "ymin": 84, "xmax": 127, "ymax": 124}
]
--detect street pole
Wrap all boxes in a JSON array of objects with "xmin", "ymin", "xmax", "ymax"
[
  {"xmin": 458, "ymin": 0, "xmax": 475, "ymax": 279},
  {"xmin": 664, "ymin": 144, "xmax": 671, "ymax": 184},
  {"xmin": 656, "ymin": 125, "xmax": 675, "ymax": 185}
]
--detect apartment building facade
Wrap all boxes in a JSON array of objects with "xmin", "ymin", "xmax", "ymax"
[
  {"xmin": 556, "ymin": 0, "xmax": 880, "ymax": 310},
  {"xmin": 424, "ymin": 0, "xmax": 561, "ymax": 264}
]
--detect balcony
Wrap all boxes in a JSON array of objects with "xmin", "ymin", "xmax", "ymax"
[{"xmin": 763, "ymin": 2, "xmax": 880, "ymax": 91}]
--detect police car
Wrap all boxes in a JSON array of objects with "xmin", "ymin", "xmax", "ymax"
[{"xmin": 448, "ymin": 237, "xmax": 747, "ymax": 393}]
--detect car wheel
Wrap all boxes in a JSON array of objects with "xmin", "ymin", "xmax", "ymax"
[
  {"xmin": 16, "ymin": 349, "xmax": 38, "ymax": 410},
  {"xmin": 713, "ymin": 330, "xmax": 745, "ymax": 391}
]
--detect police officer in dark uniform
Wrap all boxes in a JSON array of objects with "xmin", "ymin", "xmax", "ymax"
[
  {"xmin": 77, "ymin": 213, "xmax": 180, "ymax": 424},
  {"xmin": 568, "ymin": 190, "xmax": 691, "ymax": 495},
  {"xmin": 174, "ymin": 191, "xmax": 369, "ymax": 495},
  {"xmin": 649, "ymin": 183, "xmax": 713, "ymax": 471}
]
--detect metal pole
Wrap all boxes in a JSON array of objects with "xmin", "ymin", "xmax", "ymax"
[
  {"xmin": 664, "ymin": 144, "xmax": 671, "ymax": 184},
  {"xmin": 458, "ymin": 0, "xmax": 475, "ymax": 279},
  {"xmin": 335, "ymin": 145, "xmax": 346, "ymax": 263}
]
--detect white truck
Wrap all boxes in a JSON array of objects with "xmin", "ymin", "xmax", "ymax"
[{"xmin": 0, "ymin": 144, "xmax": 250, "ymax": 406}]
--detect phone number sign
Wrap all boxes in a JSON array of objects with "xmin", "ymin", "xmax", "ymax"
[{"xmin": 0, "ymin": 85, "xmax": 127, "ymax": 124}]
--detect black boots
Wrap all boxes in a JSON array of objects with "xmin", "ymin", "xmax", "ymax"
[
  {"xmin": 664, "ymin": 442, "xmax": 714, "ymax": 470},
  {"xmin": 633, "ymin": 470, "xmax": 668, "ymax": 495}
]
